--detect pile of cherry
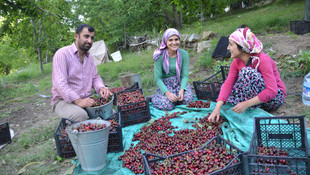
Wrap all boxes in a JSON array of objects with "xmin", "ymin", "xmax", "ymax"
[
  {"xmin": 149, "ymin": 144, "xmax": 238, "ymax": 175},
  {"xmin": 110, "ymin": 87, "xmax": 127, "ymax": 94},
  {"xmin": 253, "ymin": 146, "xmax": 298, "ymax": 175},
  {"xmin": 118, "ymin": 111, "xmax": 228, "ymax": 174},
  {"xmin": 71, "ymin": 122, "xmax": 107, "ymax": 132},
  {"xmin": 186, "ymin": 100, "xmax": 210, "ymax": 108},
  {"xmin": 89, "ymin": 95, "xmax": 112, "ymax": 107},
  {"xmin": 108, "ymin": 119, "xmax": 119, "ymax": 132},
  {"xmin": 117, "ymin": 90, "xmax": 145, "ymax": 106}
]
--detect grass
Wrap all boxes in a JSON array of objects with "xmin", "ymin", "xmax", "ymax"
[
  {"xmin": 0, "ymin": 123, "xmax": 60, "ymax": 175},
  {"xmin": 0, "ymin": 0, "xmax": 308, "ymax": 174}
]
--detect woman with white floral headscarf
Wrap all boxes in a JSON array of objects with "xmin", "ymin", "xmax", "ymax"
[
  {"xmin": 152, "ymin": 28, "xmax": 193, "ymax": 111},
  {"xmin": 209, "ymin": 26, "xmax": 286, "ymax": 122}
]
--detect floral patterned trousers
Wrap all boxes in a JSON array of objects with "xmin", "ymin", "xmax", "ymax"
[
  {"xmin": 152, "ymin": 76, "xmax": 194, "ymax": 111},
  {"xmin": 226, "ymin": 67, "xmax": 284, "ymax": 111}
]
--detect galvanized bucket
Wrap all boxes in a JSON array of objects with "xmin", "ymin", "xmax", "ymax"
[
  {"xmin": 84, "ymin": 95, "xmax": 114, "ymax": 119},
  {"xmin": 66, "ymin": 119, "xmax": 111, "ymax": 172}
]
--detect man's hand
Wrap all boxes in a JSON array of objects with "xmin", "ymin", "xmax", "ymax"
[
  {"xmin": 232, "ymin": 101, "xmax": 249, "ymax": 114},
  {"xmin": 74, "ymin": 98, "xmax": 96, "ymax": 108},
  {"xmin": 178, "ymin": 89, "xmax": 184, "ymax": 101},
  {"xmin": 165, "ymin": 91, "xmax": 178, "ymax": 102},
  {"xmin": 99, "ymin": 87, "xmax": 113, "ymax": 99}
]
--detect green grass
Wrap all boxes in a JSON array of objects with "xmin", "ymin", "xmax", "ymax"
[
  {"xmin": 180, "ymin": 1, "xmax": 304, "ymax": 36},
  {"xmin": 97, "ymin": 50, "xmax": 156, "ymax": 96},
  {"xmin": 0, "ymin": 123, "xmax": 61, "ymax": 175}
]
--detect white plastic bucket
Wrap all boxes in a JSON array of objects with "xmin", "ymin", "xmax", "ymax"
[
  {"xmin": 84, "ymin": 95, "xmax": 114, "ymax": 119},
  {"xmin": 66, "ymin": 120, "xmax": 111, "ymax": 172},
  {"xmin": 111, "ymin": 51, "xmax": 122, "ymax": 62}
]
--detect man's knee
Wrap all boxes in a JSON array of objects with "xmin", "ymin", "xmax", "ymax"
[
  {"xmin": 54, "ymin": 101, "xmax": 89, "ymax": 122},
  {"xmin": 71, "ymin": 109, "xmax": 89, "ymax": 122}
]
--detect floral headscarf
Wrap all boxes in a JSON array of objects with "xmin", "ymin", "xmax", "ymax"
[
  {"xmin": 229, "ymin": 27, "xmax": 263, "ymax": 70},
  {"xmin": 153, "ymin": 28, "xmax": 182, "ymax": 82}
]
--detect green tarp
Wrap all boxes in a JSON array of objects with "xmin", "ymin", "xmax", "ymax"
[{"xmin": 73, "ymin": 100, "xmax": 310, "ymax": 175}]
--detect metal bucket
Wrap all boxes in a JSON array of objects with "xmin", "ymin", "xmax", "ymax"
[
  {"xmin": 66, "ymin": 119, "xmax": 111, "ymax": 172},
  {"xmin": 84, "ymin": 95, "xmax": 114, "ymax": 119}
]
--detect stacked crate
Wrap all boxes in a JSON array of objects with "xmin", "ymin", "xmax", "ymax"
[
  {"xmin": 244, "ymin": 116, "xmax": 310, "ymax": 175},
  {"xmin": 116, "ymin": 89, "xmax": 151, "ymax": 127}
]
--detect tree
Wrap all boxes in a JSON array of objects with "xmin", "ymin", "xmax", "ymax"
[{"xmin": 0, "ymin": 0, "xmax": 76, "ymax": 74}]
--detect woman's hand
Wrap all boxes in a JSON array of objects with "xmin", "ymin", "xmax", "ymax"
[
  {"xmin": 178, "ymin": 89, "xmax": 184, "ymax": 101},
  {"xmin": 232, "ymin": 101, "xmax": 249, "ymax": 114},
  {"xmin": 165, "ymin": 91, "xmax": 179, "ymax": 102},
  {"xmin": 208, "ymin": 101, "xmax": 224, "ymax": 122},
  {"xmin": 208, "ymin": 109, "xmax": 221, "ymax": 122}
]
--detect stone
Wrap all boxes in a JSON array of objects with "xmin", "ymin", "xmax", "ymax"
[
  {"xmin": 188, "ymin": 33, "xmax": 201, "ymax": 42},
  {"xmin": 202, "ymin": 31, "xmax": 213, "ymax": 40},
  {"xmin": 197, "ymin": 40, "xmax": 211, "ymax": 53}
]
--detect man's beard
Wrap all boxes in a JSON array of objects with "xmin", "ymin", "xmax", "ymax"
[{"xmin": 80, "ymin": 42, "xmax": 92, "ymax": 52}]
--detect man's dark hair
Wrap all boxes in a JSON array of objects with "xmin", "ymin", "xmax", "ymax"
[
  {"xmin": 76, "ymin": 24, "xmax": 95, "ymax": 35},
  {"xmin": 238, "ymin": 24, "xmax": 248, "ymax": 29}
]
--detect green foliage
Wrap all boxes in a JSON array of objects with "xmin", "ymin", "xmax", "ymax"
[
  {"xmin": 277, "ymin": 50, "xmax": 310, "ymax": 79},
  {"xmin": 0, "ymin": 40, "xmax": 29, "ymax": 75},
  {"xmin": 213, "ymin": 59, "xmax": 232, "ymax": 73}
]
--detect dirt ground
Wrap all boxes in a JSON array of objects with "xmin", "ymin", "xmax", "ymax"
[{"xmin": 1, "ymin": 33, "xmax": 310, "ymax": 137}]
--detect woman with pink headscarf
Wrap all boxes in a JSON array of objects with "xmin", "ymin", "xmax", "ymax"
[
  {"xmin": 209, "ymin": 26, "xmax": 286, "ymax": 122},
  {"xmin": 152, "ymin": 28, "xmax": 194, "ymax": 111}
]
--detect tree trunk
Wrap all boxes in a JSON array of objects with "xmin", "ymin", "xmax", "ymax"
[
  {"xmin": 200, "ymin": 2, "xmax": 205, "ymax": 22},
  {"xmin": 5, "ymin": 64, "xmax": 11, "ymax": 75},
  {"xmin": 45, "ymin": 51, "xmax": 49, "ymax": 63},
  {"xmin": 306, "ymin": 0, "xmax": 310, "ymax": 21},
  {"xmin": 123, "ymin": 22, "xmax": 127, "ymax": 49},
  {"xmin": 163, "ymin": 10, "xmax": 174, "ymax": 26},
  {"xmin": 172, "ymin": 3, "xmax": 180, "ymax": 29},
  {"xmin": 31, "ymin": 19, "xmax": 44, "ymax": 73},
  {"xmin": 179, "ymin": 9, "xmax": 183, "ymax": 29}
]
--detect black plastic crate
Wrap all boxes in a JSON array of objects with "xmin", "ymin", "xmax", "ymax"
[
  {"xmin": 54, "ymin": 118, "xmax": 76, "ymax": 158},
  {"xmin": 244, "ymin": 116, "xmax": 310, "ymax": 175},
  {"xmin": 106, "ymin": 112, "xmax": 123, "ymax": 153},
  {"xmin": 290, "ymin": 20, "xmax": 310, "ymax": 35},
  {"xmin": 193, "ymin": 66, "xmax": 229, "ymax": 101},
  {"xmin": 0, "ymin": 122, "xmax": 11, "ymax": 145},
  {"xmin": 143, "ymin": 136, "xmax": 244, "ymax": 175},
  {"xmin": 117, "ymin": 89, "xmax": 150, "ymax": 127}
]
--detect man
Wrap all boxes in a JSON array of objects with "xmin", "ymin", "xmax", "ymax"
[{"xmin": 51, "ymin": 24, "xmax": 112, "ymax": 122}]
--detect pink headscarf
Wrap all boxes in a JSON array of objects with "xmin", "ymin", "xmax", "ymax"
[
  {"xmin": 153, "ymin": 28, "xmax": 182, "ymax": 82},
  {"xmin": 229, "ymin": 27, "xmax": 263, "ymax": 70}
]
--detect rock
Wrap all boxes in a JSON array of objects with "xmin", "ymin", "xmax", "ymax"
[
  {"xmin": 197, "ymin": 41, "xmax": 211, "ymax": 53},
  {"xmin": 181, "ymin": 34, "xmax": 190, "ymax": 42},
  {"xmin": 185, "ymin": 42, "xmax": 198, "ymax": 49},
  {"xmin": 202, "ymin": 31, "xmax": 213, "ymax": 40},
  {"xmin": 187, "ymin": 33, "xmax": 201, "ymax": 42}
]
